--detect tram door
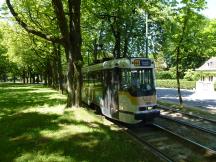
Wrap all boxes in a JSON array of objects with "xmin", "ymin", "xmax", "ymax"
[{"xmin": 103, "ymin": 68, "xmax": 119, "ymax": 119}]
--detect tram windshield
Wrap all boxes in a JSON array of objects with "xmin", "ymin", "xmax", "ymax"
[{"xmin": 121, "ymin": 68, "xmax": 155, "ymax": 96}]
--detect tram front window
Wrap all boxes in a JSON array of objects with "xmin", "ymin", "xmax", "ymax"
[{"xmin": 121, "ymin": 69, "xmax": 155, "ymax": 96}]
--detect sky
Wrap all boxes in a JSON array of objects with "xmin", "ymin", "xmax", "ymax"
[
  {"xmin": 0, "ymin": 0, "xmax": 215, "ymax": 19},
  {"xmin": 202, "ymin": 0, "xmax": 216, "ymax": 19}
]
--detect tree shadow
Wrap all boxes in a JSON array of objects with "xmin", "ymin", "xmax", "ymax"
[
  {"xmin": 0, "ymin": 84, "xmax": 66, "ymax": 117},
  {"xmin": 0, "ymin": 109, "xmax": 157, "ymax": 162},
  {"xmin": 0, "ymin": 84, "xmax": 160, "ymax": 162},
  {"xmin": 0, "ymin": 112, "xmax": 61, "ymax": 161}
]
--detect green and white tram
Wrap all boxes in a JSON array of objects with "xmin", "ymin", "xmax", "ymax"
[{"xmin": 82, "ymin": 57, "xmax": 160, "ymax": 124}]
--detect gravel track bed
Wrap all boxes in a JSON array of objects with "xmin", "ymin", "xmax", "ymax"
[
  {"xmin": 129, "ymin": 124, "xmax": 216, "ymax": 162},
  {"xmin": 154, "ymin": 117, "xmax": 216, "ymax": 151}
]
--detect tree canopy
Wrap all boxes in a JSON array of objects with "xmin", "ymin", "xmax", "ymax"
[{"xmin": 0, "ymin": 0, "xmax": 215, "ymax": 105}]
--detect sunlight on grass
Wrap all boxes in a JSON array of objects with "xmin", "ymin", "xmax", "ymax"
[
  {"xmin": 15, "ymin": 152, "xmax": 73, "ymax": 162},
  {"xmin": 158, "ymin": 100, "xmax": 216, "ymax": 120},
  {"xmin": 0, "ymin": 83, "xmax": 160, "ymax": 162},
  {"xmin": 22, "ymin": 104, "xmax": 66, "ymax": 115},
  {"xmin": 40, "ymin": 108, "xmax": 110, "ymax": 141}
]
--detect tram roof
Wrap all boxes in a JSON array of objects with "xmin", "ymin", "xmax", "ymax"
[{"xmin": 82, "ymin": 58, "xmax": 154, "ymax": 72}]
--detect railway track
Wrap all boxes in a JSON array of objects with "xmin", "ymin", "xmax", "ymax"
[
  {"xmin": 125, "ymin": 125, "xmax": 174, "ymax": 162},
  {"xmin": 153, "ymin": 105, "xmax": 216, "ymax": 153},
  {"xmin": 157, "ymin": 105, "xmax": 216, "ymax": 135},
  {"xmin": 159, "ymin": 114, "xmax": 216, "ymax": 136},
  {"xmin": 102, "ymin": 104, "xmax": 216, "ymax": 161},
  {"xmin": 114, "ymin": 104, "xmax": 216, "ymax": 161},
  {"xmin": 124, "ymin": 123, "xmax": 216, "ymax": 162},
  {"xmin": 153, "ymin": 122, "xmax": 216, "ymax": 153}
]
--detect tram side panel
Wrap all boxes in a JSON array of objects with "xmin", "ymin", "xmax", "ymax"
[
  {"xmin": 82, "ymin": 69, "xmax": 158, "ymax": 124},
  {"xmin": 82, "ymin": 69, "xmax": 119, "ymax": 119},
  {"xmin": 102, "ymin": 69, "xmax": 119, "ymax": 119},
  {"xmin": 82, "ymin": 71, "xmax": 104, "ymax": 108}
]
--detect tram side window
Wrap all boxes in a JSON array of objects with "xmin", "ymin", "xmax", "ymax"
[
  {"xmin": 83, "ymin": 73, "xmax": 88, "ymax": 86},
  {"xmin": 88, "ymin": 70, "xmax": 103, "ymax": 86},
  {"xmin": 120, "ymin": 70, "xmax": 131, "ymax": 89},
  {"xmin": 88, "ymin": 72, "xmax": 93, "ymax": 85},
  {"xmin": 94, "ymin": 70, "xmax": 103, "ymax": 86}
]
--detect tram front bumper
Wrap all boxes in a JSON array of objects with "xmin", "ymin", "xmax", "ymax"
[{"xmin": 134, "ymin": 109, "xmax": 160, "ymax": 120}]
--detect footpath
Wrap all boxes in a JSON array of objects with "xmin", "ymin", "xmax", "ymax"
[{"xmin": 157, "ymin": 87, "xmax": 216, "ymax": 109}]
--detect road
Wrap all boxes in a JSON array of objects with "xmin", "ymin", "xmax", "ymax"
[{"xmin": 156, "ymin": 87, "xmax": 216, "ymax": 109}]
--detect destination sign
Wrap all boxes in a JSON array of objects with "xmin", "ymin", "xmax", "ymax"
[{"xmin": 132, "ymin": 59, "xmax": 151, "ymax": 66}]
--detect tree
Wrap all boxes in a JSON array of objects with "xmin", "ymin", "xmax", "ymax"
[
  {"xmin": 0, "ymin": 24, "xmax": 10, "ymax": 81},
  {"xmin": 81, "ymin": 0, "xmax": 167, "ymax": 61},
  {"xmin": 162, "ymin": 0, "xmax": 207, "ymax": 105},
  {"xmin": 6, "ymin": 0, "xmax": 82, "ymax": 107}
]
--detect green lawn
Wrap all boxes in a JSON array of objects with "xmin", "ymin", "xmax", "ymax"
[
  {"xmin": 158, "ymin": 100, "xmax": 216, "ymax": 121},
  {"xmin": 156, "ymin": 79, "xmax": 196, "ymax": 89},
  {"xmin": 0, "ymin": 83, "xmax": 160, "ymax": 162}
]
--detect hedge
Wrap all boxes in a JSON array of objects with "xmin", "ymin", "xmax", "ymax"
[
  {"xmin": 156, "ymin": 71, "xmax": 176, "ymax": 79},
  {"xmin": 156, "ymin": 79, "xmax": 196, "ymax": 89}
]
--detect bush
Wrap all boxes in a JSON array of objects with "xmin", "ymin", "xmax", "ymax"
[
  {"xmin": 156, "ymin": 79, "xmax": 196, "ymax": 89},
  {"xmin": 156, "ymin": 70, "xmax": 176, "ymax": 79},
  {"xmin": 184, "ymin": 69, "xmax": 199, "ymax": 81}
]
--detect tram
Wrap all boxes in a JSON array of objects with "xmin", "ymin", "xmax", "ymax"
[{"xmin": 82, "ymin": 57, "xmax": 160, "ymax": 124}]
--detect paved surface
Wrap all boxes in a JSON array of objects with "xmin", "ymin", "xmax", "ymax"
[{"xmin": 157, "ymin": 88, "xmax": 216, "ymax": 109}]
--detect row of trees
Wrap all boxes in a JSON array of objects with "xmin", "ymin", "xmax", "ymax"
[{"xmin": 0, "ymin": 0, "xmax": 215, "ymax": 106}]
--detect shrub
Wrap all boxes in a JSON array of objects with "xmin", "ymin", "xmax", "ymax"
[
  {"xmin": 184, "ymin": 69, "xmax": 199, "ymax": 81},
  {"xmin": 156, "ymin": 79, "xmax": 196, "ymax": 89},
  {"xmin": 156, "ymin": 70, "xmax": 176, "ymax": 79}
]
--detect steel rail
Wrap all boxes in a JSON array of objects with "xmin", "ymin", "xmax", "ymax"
[
  {"xmin": 109, "ymin": 119, "xmax": 174, "ymax": 162},
  {"xmin": 159, "ymin": 115, "xmax": 216, "ymax": 136},
  {"xmin": 157, "ymin": 105, "xmax": 216, "ymax": 124},
  {"xmin": 126, "ymin": 128, "xmax": 174, "ymax": 162},
  {"xmin": 152, "ymin": 123, "xmax": 216, "ymax": 155}
]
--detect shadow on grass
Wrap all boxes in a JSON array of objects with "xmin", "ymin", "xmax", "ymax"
[
  {"xmin": 0, "ymin": 83, "xmax": 159, "ymax": 162},
  {"xmin": 0, "ymin": 112, "xmax": 60, "ymax": 161},
  {"xmin": 0, "ymin": 84, "xmax": 66, "ymax": 117},
  {"xmin": 0, "ymin": 110, "xmax": 147, "ymax": 162}
]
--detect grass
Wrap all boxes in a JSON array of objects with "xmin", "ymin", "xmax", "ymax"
[
  {"xmin": 0, "ymin": 83, "xmax": 160, "ymax": 162},
  {"xmin": 158, "ymin": 100, "xmax": 216, "ymax": 121},
  {"xmin": 156, "ymin": 79, "xmax": 196, "ymax": 89}
]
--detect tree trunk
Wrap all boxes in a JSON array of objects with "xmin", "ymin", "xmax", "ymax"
[
  {"xmin": 51, "ymin": 0, "xmax": 82, "ymax": 108},
  {"xmin": 56, "ymin": 44, "xmax": 64, "ymax": 93},
  {"xmin": 65, "ymin": 34, "xmax": 82, "ymax": 108},
  {"xmin": 175, "ymin": 8, "xmax": 190, "ymax": 106},
  {"xmin": 6, "ymin": 0, "xmax": 82, "ymax": 107},
  {"xmin": 67, "ymin": 0, "xmax": 82, "ymax": 107},
  {"xmin": 93, "ymin": 38, "xmax": 98, "ymax": 62},
  {"xmin": 47, "ymin": 61, "xmax": 53, "ymax": 86},
  {"xmin": 51, "ymin": 48, "xmax": 58, "ymax": 88},
  {"xmin": 113, "ymin": 30, "xmax": 121, "ymax": 59},
  {"xmin": 176, "ymin": 46, "xmax": 183, "ymax": 105},
  {"xmin": 22, "ymin": 69, "xmax": 26, "ymax": 84}
]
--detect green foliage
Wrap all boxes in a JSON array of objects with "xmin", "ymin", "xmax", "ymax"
[
  {"xmin": 196, "ymin": 71, "xmax": 216, "ymax": 77},
  {"xmin": 0, "ymin": 84, "xmax": 159, "ymax": 162},
  {"xmin": 156, "ymin": 79, "xmax": 196, "ymax": 89},
  {"xmin": 184, "ymin": 69, "xmax": 200, "ymax": 81},
  {"xmin": 156, "ymin": 70, "xmax": 176, "ymax": 79},
  {"xmin": 0, "ymin": 25, "xmax": 10, "ymax": 80},
  {"xmin": 81, "ymin": 0, "xmax": 168, "ymax": 62},
  {"xmin": 162, "ymin": 0, "xmax": 209, "ymax": 74}
]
